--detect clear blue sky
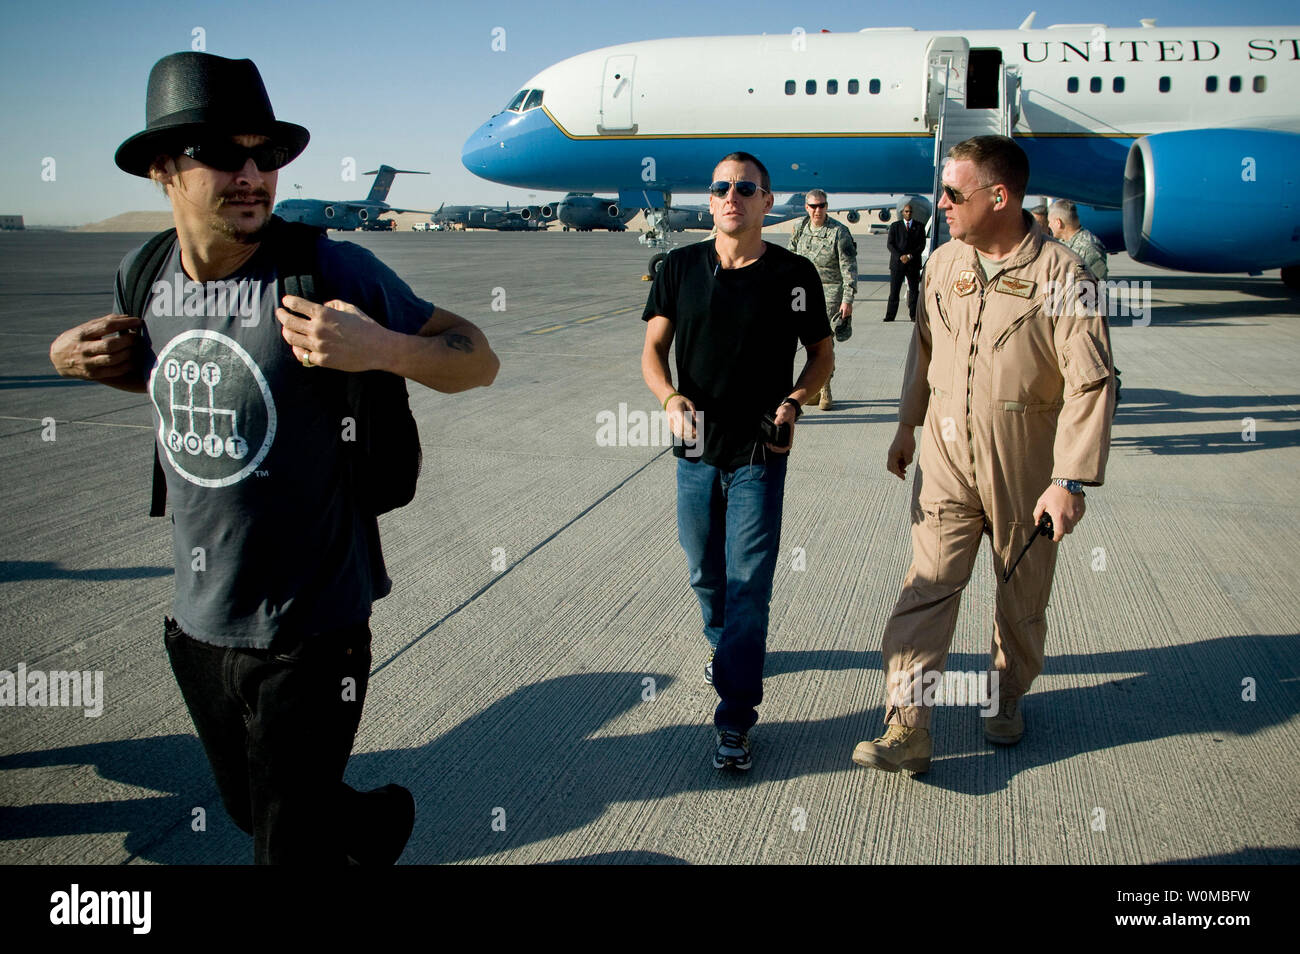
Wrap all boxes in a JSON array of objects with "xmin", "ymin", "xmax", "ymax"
[{"xmin": 1, "ymin": 0, "xmax": 1294, "ymax": 224}]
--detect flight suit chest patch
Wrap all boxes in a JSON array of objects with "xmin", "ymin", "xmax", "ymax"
[
  {"xmin": 952, "ymin": 270, "xmax": 978, "ymax": 297},
  {"xmin": 993, "ymin": 275, "xmax": 1036, "ymax": 299}
]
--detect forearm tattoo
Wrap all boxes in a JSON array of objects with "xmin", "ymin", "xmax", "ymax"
[{"xmin": 443, "ymin": 332, "xmax": 475, "ymax": 353}]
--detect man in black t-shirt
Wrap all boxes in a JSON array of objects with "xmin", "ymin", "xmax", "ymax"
[
  {"xmin": 49, "ymin": 53, "xmax": 499, "ymax": 864},
  {"xmin": 642, "ymin": 152, "xmax": 833, "ymax": 770}
]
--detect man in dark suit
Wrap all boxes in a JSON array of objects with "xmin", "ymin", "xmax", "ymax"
[{"xmin": 884, "ymin": 203, "xmax": 926, "ymax": 321}]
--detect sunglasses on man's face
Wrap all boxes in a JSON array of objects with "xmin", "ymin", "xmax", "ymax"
[
  {"xmin": 806, "ymin": 202, "xmax": 827, "ymax": 210},
  {"xmin": 941, "ymin": 183, "xmax": 997, "ymax": 205},
  {"xmin": 180, "ymin": 140, "xmax": 294, "ymax": 173},
  {"xmin": 708, "ymin": 180, "xmax": 768, "ymax": 198}
]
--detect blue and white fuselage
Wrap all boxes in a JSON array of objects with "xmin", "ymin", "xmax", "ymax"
[{"xmin": 463, "ymin": 26, "xmax": 1300, "ymax": 275}]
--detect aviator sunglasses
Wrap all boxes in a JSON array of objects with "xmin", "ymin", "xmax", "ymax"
[
  {"xmin": 708, "ymin": 180, "xmax": 769, "ymax": 198},
  {"xmin": 181, "ymin": 139, "xmax": 295, "ymax": 173},
  {"xmin": 942, "ymin": 183, "xmax": 999, "ymax": 205}
]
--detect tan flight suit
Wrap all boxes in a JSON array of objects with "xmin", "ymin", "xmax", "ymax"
[{"xmin": 882, "ymin": 217, "xmax": 1116, "ymax": 727}]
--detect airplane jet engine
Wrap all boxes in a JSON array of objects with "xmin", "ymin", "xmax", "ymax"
[{"xmin": 1123, "ymin": 128, "xmax": 1300, "ymax": 278}]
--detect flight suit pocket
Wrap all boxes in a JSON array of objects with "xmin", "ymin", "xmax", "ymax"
[
  {"xmin": 926, "ymin": 292, "xmax": 956, "ymax": 395},
  {"xmin": 1063, "ymin": 331, "xmax": 1110, "ymax": 393},
  {"xmin": 992, "ymin": 302, "xmax": 1043, "ymax": 352}
]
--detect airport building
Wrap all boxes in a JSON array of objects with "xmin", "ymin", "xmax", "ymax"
[{"xmin": 0, "ymin": 215, "xmax": 24, "ymax": 230}]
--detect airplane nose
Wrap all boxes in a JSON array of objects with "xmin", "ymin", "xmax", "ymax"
[{"xmin": 461, "ymin": 119, "xmax": 502, "ymax": 177}]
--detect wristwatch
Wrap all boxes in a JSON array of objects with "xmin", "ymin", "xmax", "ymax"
[
  {"xmin": 1052, "ymin": 478, "xmax": 1084, "ymax": 495},
  {"xmin": 781, "ymin": 397, "xmax": 804, "ymax": 419}
]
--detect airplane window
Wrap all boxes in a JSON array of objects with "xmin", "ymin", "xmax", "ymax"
[
  {"xmin": 1159, "ymin": 76, "xmax": 1171, "ymax": 93},
  {"xmin": 1206, "ymin": 76, "xmax": 1218, "ymax": 92},
  {"xmin": 506, "ymin": 89, "xmax": 529, "ymax": 112},
  {"xmin": 806, "ymin": 79, "xmax": 817, "ymax": 94},
  {"xmin": 1254, "ymin": 75, "xmax": 1267, "ymax": 92},
  {"xmin": 785, "ymin": 80, "xmax": 796, "ymax": 94},
  {"xmin": 1229, "ymin": 76, "xmax": 1242, "ymax": 93},
  {"xmin": 847, "ymin": 79, "xmax": 859, "ymax": 94},
  {"xmin": 524, "ymin": 89, "xmax": 544, "ymax": 110},
  {"xmin": 1113, "ymin": 77, "xmax": 1125, "ymax": 93},
  {"xmin": 1067, "ymin": 77, "xmax": 1079, "ymax": 93},
  {"xmin": 827, "ymin": 79, "xmax": 838, "ymax": 94},
  {"xmin": 1089, "ymin": 76, "xmax": 1102, "ymax": 93},
  {"xmin": 869, "ymin": 79, "xmax": 881, "ymax": 94}
]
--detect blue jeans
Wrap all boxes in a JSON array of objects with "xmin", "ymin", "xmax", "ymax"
[
  {"xmin": 676, "ymin": 454, "xmax": 788, "ymax": 733},
  {"xmin": 164, "ymin": 617, "xmax": 380, "ymax": 864}
]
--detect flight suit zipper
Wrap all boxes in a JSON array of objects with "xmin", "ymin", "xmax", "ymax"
[
  {"xmin": 993, "ymin": 302, "xmax": 1044, "ymax": 351},
  {"xmin": 966, "ymin": 284, "xmax": 988, "ymax": 474}
]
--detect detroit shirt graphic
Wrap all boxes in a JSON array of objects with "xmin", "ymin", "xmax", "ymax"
[{"xmin": 149, "ymin": 329, "xmax": 277, "ymax": 487}]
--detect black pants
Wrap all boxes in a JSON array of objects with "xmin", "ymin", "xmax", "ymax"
[
  {"xmin": 164, "ymin": 617, "xmax": 375, "ymax": 865},
  {"xmin": 886, "ymin": 263, "xmax": 921, "ymax": 320}
]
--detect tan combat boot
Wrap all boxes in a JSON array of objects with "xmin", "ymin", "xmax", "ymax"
[
  {"xmin": 984, "ymin": 695, "xmax": 1024, "ymax": 745},
  {"xmin": 851, "ymin": 724, "xmax": 931, "ymax": 774},
  {"xmin": 819, "ymin": 383, "xmax": 833, "ymax": 411}
]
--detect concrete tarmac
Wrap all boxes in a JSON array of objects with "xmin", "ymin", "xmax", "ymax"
[{"xmin": 1, "ymin": 229, "xmax": 1297, "ymax": 865}]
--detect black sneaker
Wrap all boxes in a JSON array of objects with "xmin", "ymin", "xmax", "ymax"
[
  {"xmin": 704, "ymin": 650, "xmax": 715, "ymax": 686},
  {"xmin": 713, "ymin": 730, "xmax": 752, "ymax": 771}
]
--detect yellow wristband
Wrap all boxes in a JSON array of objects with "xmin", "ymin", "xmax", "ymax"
[{"xmin": 662, "ymin": 391, "xmax": 682, "ymax": 410}]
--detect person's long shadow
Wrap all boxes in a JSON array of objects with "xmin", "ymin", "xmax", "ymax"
[
  {"xmin": 2, "ymin": 634, "xmax": 1295, "ymax": 863},
  {"xmin": 905, "ymin": 634, "xmax": 1300, "ymax": 802}
]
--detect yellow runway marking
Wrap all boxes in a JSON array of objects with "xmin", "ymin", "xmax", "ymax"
[{"xmin": 526, "ymin": 304, "xmax": 642, "ymax": 335}]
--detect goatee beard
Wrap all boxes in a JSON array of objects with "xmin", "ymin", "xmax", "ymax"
[{"xmin": 211, "ymin": 209, "xmax": 273, "ymax": 244}]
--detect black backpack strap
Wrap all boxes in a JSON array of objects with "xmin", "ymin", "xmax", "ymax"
[
  {"xmin": 124, "ymin": 229, "xmax": 178, "ymax": 517},
  {"xmin": 268, "ymin": 216, "xmax": 327, "ymax": 304},
  {"xmin": 127, "ymin": 228, "xmax": 178, "ymax": 321}
]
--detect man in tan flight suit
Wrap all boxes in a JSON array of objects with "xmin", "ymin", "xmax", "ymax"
[{"xmin": 852, "ymin": 136, "xmax": 1116, "ymax": 774}]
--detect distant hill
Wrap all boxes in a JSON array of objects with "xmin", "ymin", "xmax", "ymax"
[{"xmin": 75, "ymin": 212, "xmax": 174, "ymax": 232}]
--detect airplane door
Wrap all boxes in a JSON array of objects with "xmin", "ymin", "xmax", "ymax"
[
  {"xmin": 924, "ymin": 36, "xmax": 969, "ymax": 127},
  {"xmin": 967, "ymin": 48, "xmax": 1002, "ymax": 109},
  {"xmin": 599, "ymin": 55, "xmax": 637, "ymax": 134}
]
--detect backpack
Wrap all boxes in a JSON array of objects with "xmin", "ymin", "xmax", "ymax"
[{"xmin": 125, "ymin": 216, "xmax": 422, "ymax": 518}]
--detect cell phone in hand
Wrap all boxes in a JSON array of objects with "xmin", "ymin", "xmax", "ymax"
[{"xmin": 759, "ymin": 411, "xmax": 791, "ymax": 447}]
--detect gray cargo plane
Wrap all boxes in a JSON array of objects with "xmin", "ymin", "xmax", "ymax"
[
  {"xmin": 432, "ymin": 201, "xmax": 558, "ymax": 230},
  {"xmin": 555, "ymin": 193, "xmax": 637, "ymax": 231},
  {"xmin": 273, "ymin": 165, "xmax": 431, "ymax": 231}
]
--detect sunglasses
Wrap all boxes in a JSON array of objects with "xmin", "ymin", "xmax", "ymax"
[
  {"xmin": 942, "ymin": 183, "xmax": 998, "ymax": 205},
  {"xmin": 180, "ymin": 140, "xmax": 294, "ymax": 173},
  {"xmin": 708, "ymin": 180, "xmax": 768, "ymax": 198},
  {"xmin": 805, "ymin": 202, "xmax": 827, "ymax": 209}
]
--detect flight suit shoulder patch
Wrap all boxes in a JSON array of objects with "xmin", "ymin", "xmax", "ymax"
[
  {"xmin": 953, "ymin": 269, "xmax": 978, "ymax": 297},
  {"xmin": 993, "ymin": 275, "xmax": 1036, "ymax": 299}
]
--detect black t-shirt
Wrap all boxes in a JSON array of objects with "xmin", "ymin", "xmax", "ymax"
[{"xmin": 642, "ymin": 240, "xmax": 830, "ymax": 470}]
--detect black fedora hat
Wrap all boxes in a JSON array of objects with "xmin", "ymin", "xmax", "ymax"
[{"xmin": 115, "ymin": 52, "xmax": 309, "ymax": 178}]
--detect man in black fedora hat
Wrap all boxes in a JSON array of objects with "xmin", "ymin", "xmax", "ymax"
[{"xmin": 50, "ymin": 51, "xmax": 499, "ymax": 864}]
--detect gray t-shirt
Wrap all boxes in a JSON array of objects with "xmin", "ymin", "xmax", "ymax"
[{"xmin": 114, "ymin": 234, "xmax": 433, "ymax": 649}]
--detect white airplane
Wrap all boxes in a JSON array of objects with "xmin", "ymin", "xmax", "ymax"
[{"xmin": 462, "ymin": 19, "xmax": 1300, "ymax": 286}]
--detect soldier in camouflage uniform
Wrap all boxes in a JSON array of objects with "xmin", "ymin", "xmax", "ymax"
[
  {"xmin": 1048, "ymin": 198, "xmax": 1108, "ymax": 280},
  {"xmin": 789, "ymin": 189, "xmax": 857, "ymax": 410}
]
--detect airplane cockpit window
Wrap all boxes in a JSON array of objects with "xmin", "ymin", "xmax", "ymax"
[
  {"xmin": 523, "ymin": 89, "xmax": 544, "ymax": 111},
  {"xmin": 506, "ymin": 89, "xmax": 530, "ymax": 112}
]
